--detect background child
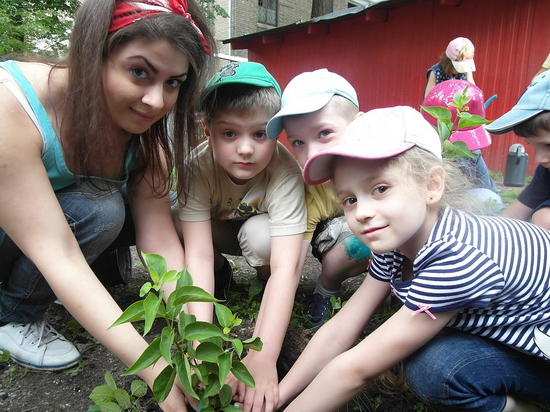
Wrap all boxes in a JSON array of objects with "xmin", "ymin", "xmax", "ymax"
[
  {"xmin": 176, "ymin": 62, "xmax": 306, "ymax": 412},
  {"xmin": 266, "ymin": 69, "xmax": 371, "ymax": 327},
  {"xmin": 487, "ymin": 71, "xmax": 550, "ymax": 231},
  {"xmin": 274, "ymin": 106, "xmax": 550, "ymax": 412},
  {"xmin": 424, "ymin": 36, "xmax": 476, "ymax": 98}
]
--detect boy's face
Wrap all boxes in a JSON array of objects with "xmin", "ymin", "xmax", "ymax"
[
  {"xmin": 206, "ymin": 108, "xmax": 277, "ymax": 185},
  {"xmin": 524, "ymin": 131, "xmax": 550, "ymax": 169},
  {"xmin": 284, "ymin": 104, "xmax": 355, "ymax": 168}
]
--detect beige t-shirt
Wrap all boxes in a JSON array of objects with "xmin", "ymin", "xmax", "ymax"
[
  {"xmin": 543, "ymin": 53, "xmax": 550, "ymax": 70},
  {"xmin": 178, "ymin": 141, "xmax": 306, "ymax": 237}
]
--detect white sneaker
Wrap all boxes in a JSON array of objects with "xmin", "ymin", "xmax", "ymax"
[{"xmin": 0, "ymin": 320, "xmax": 81, "ymax": 370}]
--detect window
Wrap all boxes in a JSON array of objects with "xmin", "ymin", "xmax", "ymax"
[{"xmin": 258, "ymin": 0, "xmax": 277, "ymax": 26}]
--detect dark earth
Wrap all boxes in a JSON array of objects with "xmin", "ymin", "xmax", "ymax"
[{"xmin": 0, "ymin": 178, "xmax": 532, "ymax": 412}]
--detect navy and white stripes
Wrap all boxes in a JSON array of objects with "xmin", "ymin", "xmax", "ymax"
[{"xmin": 369, "ymin": 207, "xmax": 550, "ymax": 360}]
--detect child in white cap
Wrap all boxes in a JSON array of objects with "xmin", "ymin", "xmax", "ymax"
[
  {"xmin": 266, "ymin": 69, "xmax": 371, "ymax": 327},
  {"xmin": 275, "ymin": 106, "xmax": 550, "ymax": 412},
  {"xmin": 424, "ymin": 36, "xmax": 476, "ymax": 98},
  {"xmin": 487, "ymin": 71, "xmax": 550, "ymax": 231}
]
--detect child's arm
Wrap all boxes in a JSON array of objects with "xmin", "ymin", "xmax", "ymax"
[
  {"xmin": 296, "ymin": 238, "xmax": 313, "ymax": 277},
  {"xmin": 276, "ymin": 275, "xmax": 390, "ymax": 409},
  {"xmin": 282, "ymin": 299, "xmax": 457, "ymax": 412},
  {"xmin": 466, "ymin": 71, "xmax": 476, "ymax": 85},
  {"xmin": 424, "ymin": 71, "xmax": 437, "ymax": 98},
  {"xmin": 237, "ymin": 233, "xmax": 303, "ymax": 412},
  {"xmin": 500, "ymin": 199, "xmax": 534, "ymax": 221},
  {"xmin": 179, "ymin": 219, "xmax": 216, "ymax": 323}
]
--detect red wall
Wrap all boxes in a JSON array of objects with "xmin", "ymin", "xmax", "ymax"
[{"xmin": 242, "ymin": 0, "xmax": 550, "ymax": 175}]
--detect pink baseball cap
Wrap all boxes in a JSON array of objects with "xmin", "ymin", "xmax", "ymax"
[
  {"xmin": 304, "ymin": 106, "xmax": 442, "ymax": 185},
  {"xmin": 422, "ymin": 79, "xmax": 491, "ymax": 150},
  {"xmin": 446, "ymin": 37, "xmax": 476, "ymax": 74}
]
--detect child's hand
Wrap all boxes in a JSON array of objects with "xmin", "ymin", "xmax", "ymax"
[
  {"xmin": 232, "ymin": 351, "xmax": 279, "ymax": 412},
  {"xmin": 158, "ymin": 383, "xmax": 191, "ymax": 412}
]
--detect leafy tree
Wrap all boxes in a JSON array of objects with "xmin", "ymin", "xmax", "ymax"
[
  {"xmin": 0, "ymin": 0, "xmax": 79, "ymax": 58},
  {"xmin": 311, "ymin": 0, "xmax": 333, "ymax": 18}
]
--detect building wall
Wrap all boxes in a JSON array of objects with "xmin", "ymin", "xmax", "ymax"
[
  {"xmin": 212, "ymin": 1, "xmax": 353, "ymax": 63},
  {"xmin": 244, "ymin": 0, "xmax": 550, "ymax": 175}
]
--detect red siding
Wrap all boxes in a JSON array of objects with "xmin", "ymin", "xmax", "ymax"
[{"xmin": 243, "ymin": 0, "xmax": 550, "ymax": 175}]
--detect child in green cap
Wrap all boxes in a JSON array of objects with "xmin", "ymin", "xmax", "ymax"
[{"xmin": 175, "ymin": 62, "xmax": 306, "ymax": 412}]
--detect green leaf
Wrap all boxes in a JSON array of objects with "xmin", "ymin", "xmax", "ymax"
[
  {"xmin": 420, "ymin": 105, "xmax": 452, "ymax": 124},
  {"xmin": 169, "ymin": 286, "xmax": 220, "ymax": 308},
  {"xmin": 113, "ymin": 388, "xmax": 132, "ymax": 409},
  {"xmin": 109, "ymin": 300, "xmax": 145, "ymax": 328},
  {"xmin": 174, "ymin": 352, "xmax": 198, "ymax": 399},
  {"xmin": 178, "ymin": 312, "xmax": 196, "ymax": 338},
  {"xmin": 89, "ymin": 385, "xmax": 115, "ymax": 404},
  {"xmin": 123, "ymin": 337, "xmax": 162, "ymax": 376},
  {"xmin": 193, "ymin": 363, "xmax": 211, "ymax": 387},
  {"xmin": 195, "ymin": 342, "xmax": 224, "ymax": 363},
  {"xmin": 232, "ymin": 338, "xmax": 243, "ymax": 357},
  {"xmin": 248, "ymin": 279, "xmax": 264, "ymax": 301},
  {"xmin": 437, "ymin": 119, "xmax": 451, "ymax": 142},
  {"xmin": 442, "ymin": 140, "xmax": 475, "ymax": 159},
  {"xmin": 161, "ymin": 269, "xmax": 180, "ymax": 285},
  {"xmin": 88, "ymin": 406, "xmax": 101, "ymax": 412},
  {"xmin": 222, "ymin": 404, "xmax": 243, "ymax": 412},
  {"xmin": 242, "ymin": 336, "xmax": 263, "ymax": 352},
  {"xmin": 219, "ymin": 384, "xmax": 233, "ymax": 407},
  {"xmin": 203, "ymin": 377, "xmax": 222, "ymax": 399},
  {"xmin": 143, "ymin": 292, "xmax": 163, "ymax": 336},
  {"xmin": 184, "ymin": 321, "xmax": 226, "ymax": 341},
  {"xmin": 218, "ymin": 352, "xmax": 231, "ymax": 386},
  {"xmin": 95, "ymin": 402, "xmax": 121, "ymax": 412},
  {"xmin": 139, "ymin": 282, "xmax": 153, "ymax": 297},
  {"xmin": 152, "ymin": 365, "xmax": 176, "ymax": 404},
  {"xmin": 160, "ymin": 326, "xmax": 175, "ymax": 365},
  {"xmin": 130, "ymin": 379, "xmax": 148, "ymax": 397},
  {"xmin": 104, "ymin": 371, "xmax": 117, "ymax": 390},
  {"xmin": 176, "ymin": 266, "xmax": 193, "ymax": 288},
  {"xmin": 457, "ymin": 112, "xmax": 491, "ymax": 129},
  {"xmin": 214, "ymin": 302, "xmax": 233, "ymax": 329},
  {"xmin": 142, "ymin": 252, "xmax": 167, "ymax": 284},
  {"xmin": 231, "ymin": 360, "xmax": 255, "ymax": 388}
]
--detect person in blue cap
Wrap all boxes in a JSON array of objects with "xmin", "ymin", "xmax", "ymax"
[{"xmin": 487, "ymin": 71, "xmax": 550, "ymax": 231}]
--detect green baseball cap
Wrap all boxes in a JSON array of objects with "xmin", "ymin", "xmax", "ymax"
[{"xmin": 198, "ymin": 62, "xmax": 281, "ymax": 108}]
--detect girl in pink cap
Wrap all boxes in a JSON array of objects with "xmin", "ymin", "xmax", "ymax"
[
  {"xmin": 424, "ymin": 37, "xmax": 476, "ymax": 98},
  {"xmin": 0, "ymin": 1, "xmax": 214, "ymax": 410}
]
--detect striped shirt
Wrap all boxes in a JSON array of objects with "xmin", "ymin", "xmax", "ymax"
[{"xmin": 369, "ymin": 207, "xmax": 550, "ymax": 360}]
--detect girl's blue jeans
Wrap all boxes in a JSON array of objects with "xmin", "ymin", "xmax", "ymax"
[
  {"xmin": 404, "ymin": 328, "xmax": 550, "ymax": 411},
  {"xmin": 0, "ymin": 181, "xmax": 126, "ymax": 324}
]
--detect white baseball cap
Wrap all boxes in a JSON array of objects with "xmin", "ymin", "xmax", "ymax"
[
  {"xmin": 304, "ymin": 106, "xmax": 442, "ymax": 185},
  {"xmin": 266, "ymin": 69, "xmax": 358, "ymax": 139}
]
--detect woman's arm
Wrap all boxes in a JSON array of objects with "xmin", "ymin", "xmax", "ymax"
[
  {"xmin": 283, "ymin": 304, "xmax": 456, "ymax": 412},
  {"xmin": 424, "ymin": 71, "xmax": 437, "ymax": 98},
  {"xmin": 179, "ymin": 219, "xmax": 216, "ymax": 323},
  {"xmin": 500, "ymin": 199, "xmax": 533, "ymax": 221},
  {"xmin": 466, "ymin": 71, "xmax": 476, "ymax": 85}
]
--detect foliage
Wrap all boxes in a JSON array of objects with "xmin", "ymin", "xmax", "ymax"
[
  {"xmin": 198, "ymin": 0, "xmax": 229, "ymax": 20},
  {"xmin": 421, "ymin": 86, "xmax": 490, "ymax": 160},
  {"xmin": 89, "ymin": 371, "xmax": 148, "ymax": 412},
  {"xmin": 0, "ymin": 0, "xmax": 79, "ymax": 58},
  {"xmin": 102, "ymin": 253, "xmax": 262, "ymax": 412}
]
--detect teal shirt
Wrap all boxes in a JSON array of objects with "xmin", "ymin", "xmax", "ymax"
[{"xmin": 0, "ymin": 60, "xmax": 138, "ymax": 191}]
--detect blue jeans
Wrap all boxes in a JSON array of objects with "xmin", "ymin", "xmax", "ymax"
[
  {"xmin": 459, "ymin": 150, "xmax": 499, "ymax": 194},
  {"xmin": 0, "ymin": 181, "xmax": 126, "ymax": 324},
  {"xmin": 403, "ymin": 328, "xmax": 550, "ymax": 411}
]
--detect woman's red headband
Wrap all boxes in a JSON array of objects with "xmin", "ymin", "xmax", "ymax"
[{"xmin": 109, "ymin": 0, "xmax": 211, "ymax": 55}]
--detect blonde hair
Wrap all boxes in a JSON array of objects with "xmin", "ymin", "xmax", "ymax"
[{"xmin": 387, "ymin": 147, "xmax": 473, "ymax": 212}]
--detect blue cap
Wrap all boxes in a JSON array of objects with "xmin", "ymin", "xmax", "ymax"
[{"xmin": 486, "ymin": 71, "xmax": 550, "ymax": 135}]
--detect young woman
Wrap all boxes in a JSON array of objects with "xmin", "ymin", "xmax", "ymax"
[
  {"xmin": 0, "ymin": 0, "xmax": 214, "ymax": 410},
  {"xmin": 275, "ymin": 106, "xmax": 550, "ymax": 412}
]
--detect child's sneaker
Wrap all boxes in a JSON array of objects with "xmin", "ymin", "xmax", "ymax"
[
  {"xmin": 0, "ymin": 320, "xmax": 81, "ymax": 370},
  {"xmin": 304, "ymin": 293, "xmax": 332, "ymax": 327},
  {"xmin": 214, "ymin": 257, "xmax": 234, "ymax": 300}
]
